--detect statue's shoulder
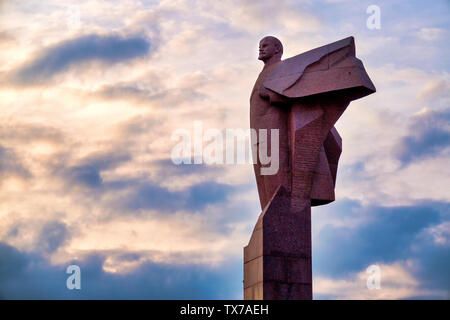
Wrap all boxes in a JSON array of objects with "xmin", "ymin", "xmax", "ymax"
[{"xmin": 263, "ymin": 37, "xmax": 375, "ymax": 101}]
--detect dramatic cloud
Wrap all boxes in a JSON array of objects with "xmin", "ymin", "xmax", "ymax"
[
  {"xmin": 10, "ymin": 34, "xmax": 152, "ymax": 85},
  {"xmin": 38, "ymin": 221, "xmax": 71, "ymax": 254},
  {"xmin": 0, "ymin": 0, "xmax": 448, "ymax": 299},
  {"xmin": 312, "ymin": 199, "xmax": 450, "ymax": 298},
  {"xmin": 314, "ymin": 201, "xmax": 442, "ymax": 275},
  {"xmin": 116, "ymin": 180, "xmax": 236, "ymax": 213},
  {"xmin": 394, "ymin": 108, "xmax": 450, "ymax": 165},
  {"xmin": 56, "ymin": 151, "xmax": 131, "ymax": 189},
  {"xmin": 0, "ymin": 242, "xmax": 242, "ymax": 299}
]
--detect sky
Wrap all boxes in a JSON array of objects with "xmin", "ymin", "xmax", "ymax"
[{"xmin": 0, "ymin": 0, "xmax": 449, "ymax": 299}]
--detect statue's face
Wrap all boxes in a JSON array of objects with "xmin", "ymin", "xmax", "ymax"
[{"xmin": 258, "ymin": 38, "xmax": 279, "ymax": 61}]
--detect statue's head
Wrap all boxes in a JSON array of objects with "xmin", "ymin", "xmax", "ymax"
[{"xmin": 258, "ymin": 36, "xmax": 283, "ymax": 62}]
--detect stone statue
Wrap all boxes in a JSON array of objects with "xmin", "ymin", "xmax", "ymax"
[{"xmin": 244, "ymin": 36, "xmax": 376, "ymax": 300}]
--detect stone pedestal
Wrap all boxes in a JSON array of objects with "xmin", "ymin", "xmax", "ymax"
[{"xmin": 244, "ymin": 186, "xmax": 312, "ymax": 300}]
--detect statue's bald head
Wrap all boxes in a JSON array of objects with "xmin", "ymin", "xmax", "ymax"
[{"xmin": 258, "ymin": 36, "xmax": 283, "ymax": 64}]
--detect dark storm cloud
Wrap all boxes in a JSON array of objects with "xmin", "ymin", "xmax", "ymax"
[
  {"xmin": 313, "ymin": 199, "xmax": 450, "ymax": 296},
  {"xmin": 394, "ymin": 108, "xmax": 450, "ymax": 165},
  {"xmin": 0, "ymin": 242, "xmax": 242, "ymax": 299},
  {"xmin": 10, "ymin": 34, "xmax": 152, "ymax": 85}
]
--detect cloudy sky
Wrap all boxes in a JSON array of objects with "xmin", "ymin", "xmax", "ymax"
[{"xmin": 0, "ymin": 0, "xmax": 449, "ymax": 299}]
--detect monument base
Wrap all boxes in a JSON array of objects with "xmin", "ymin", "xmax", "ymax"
[{"xmin": 243, "ymin": 186, "xmax": 312, "ymax": 300}]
